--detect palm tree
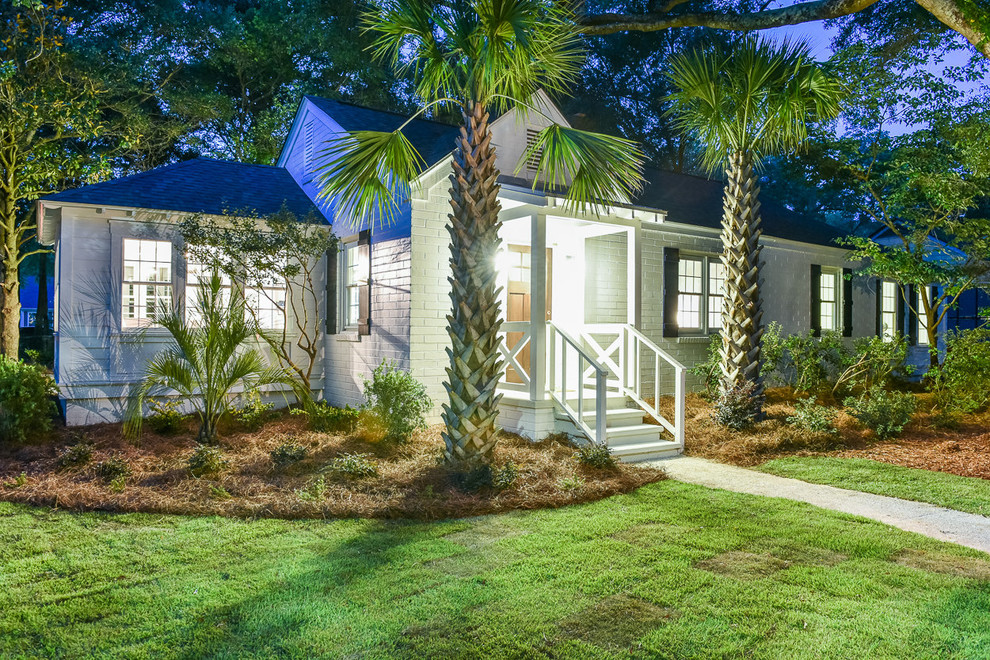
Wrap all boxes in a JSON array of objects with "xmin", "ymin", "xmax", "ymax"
[
  {"xmin": 666, "ymin": 36, "xmax": 842, "ymax": 414},
  {"xmin": 125, "ymin": 272, "xmax": 298, "ymax": 444},
  {"xmin": 318, "ymin": 0, "xmax": 644, "ymax": 468}
]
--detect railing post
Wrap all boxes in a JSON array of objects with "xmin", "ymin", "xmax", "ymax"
[
  {"xmin": 674, "ymin": 365, "xmax": 686, "ymax": 450},
  {"xmin": 548, "ymin": 325, "xmax": 556, "ymax": 395},
  {"xmin": 596, "ymin": 368, "xmax": 607, "ymax": 445}
]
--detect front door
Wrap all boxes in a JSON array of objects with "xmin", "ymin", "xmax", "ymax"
[{"xmin": 505, "ymin": 245, "xmax": 552, "ymax": 384}]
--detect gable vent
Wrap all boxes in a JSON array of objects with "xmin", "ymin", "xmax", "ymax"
[
  {"xmin": 304, "ymin": 120, "xmax": 315, "ymax": 172},
  {"xmin": 525, "ymin": 128, "xmax": 542, "ymax": 172}
]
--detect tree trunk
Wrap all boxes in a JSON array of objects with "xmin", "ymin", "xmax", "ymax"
[
  {"xmin": 1, "ymin": 262, "xmax": 20, "ymax": 358},
  {"xmin": 718, "ymin": 150, "xmax": 765, "ymax": 407},
  {"xmin": 441, "ymin": 101, "xmax": 504, "ymax": 468},
  {"xmin": 197, "ymin": 415, "xmax": 218, "ymax": 445},
  {"xmin": 37, "ymin": 251, "xmax": 50, "ymax": 333}
]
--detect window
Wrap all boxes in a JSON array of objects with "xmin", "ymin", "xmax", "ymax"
[
  {"xmin": 676, "ymin": 255, "xmax": 722, "ymax": 333},
  {"xmin": 917, "ymin": 289, "xmax": 930, "ymax": 345},
  {"xmin": 818, "ymin": 269, "xmax": 840, "ymax": 332},
  {"xmin": 340, "ymin": 241, "xmax": 366, "ymax": 329},
  {"xmin": 122, "ymin": 239, "xmax": 172, "ymax": 328},
  {"xmin": 185, "ymin": 253, "xmax": 233, "ymax": 326},
  {"xmin": 246, "ymin": 283, "xmax": 286, "ymax": 330},
  {"xmin": 880, "ymin": 280, "xmax": 898, "ymax": 341}
]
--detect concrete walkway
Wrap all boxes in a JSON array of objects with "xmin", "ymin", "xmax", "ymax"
[{"xmin": 650, "ymin": 456, "xmax": 990, "ymax": 555}]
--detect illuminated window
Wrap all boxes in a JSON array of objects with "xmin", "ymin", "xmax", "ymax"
[
  {"xmin": 707, "ymin": 261, "xmax": 725, "ymax": 330},
  {"xmin": 246, "ymin": 284, "xmax": 286, "ymax": 330},
  {"xmin": 917, "ymin": 289, "xmax": 930, "ymax": 345},
  {"xmin": 880, "ymin": 280, "xmax": 898, "ymax": 341},
  {"xmin": 122, "ymin": 239, "xmax": 172, "ymax": 328},
  {"xmin": 185, "ymin": 251, "xmax": 232, "ymax": 326},
  {"xmin": 340, "ymin": 241, "xmax": 367, "ymax": 329},
  {"xmin": 677, "ymin": 257, "xmax": 703, "ymax": 329},
  {"xmin": 818, "ymin": 269, "xmax": 839, "ymax": 332}
]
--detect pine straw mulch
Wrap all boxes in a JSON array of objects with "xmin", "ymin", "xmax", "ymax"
[
  {"xmin": 651, "ymin": 388, "xmax": 990, "ymax": 480},
  {"xmin": 0, "ymin": 414, "xmax": 666, "ymax": 521}
]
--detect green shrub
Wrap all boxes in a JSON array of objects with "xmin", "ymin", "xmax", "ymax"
[
  {"xmin": 760, "ymin": 322, "xmax": 786, "ymax": 381},
  {"xmin": 147, "ymin": 399, "xmax": 185, "ymax": 435},
  {"xmin": 690, "ymin": 336, "xmax": 722, "ymax": 400},
  {"xmin": 271, "ymin": 442, "xmax": 307, "ymax": 469},
  {"xmin": 363, "ymin": 360, "xmax": 432, "ymax": 443},
  {"xmin": 575, "ymin": 443, "xmax": 618, "ymax": 470},
  {"xmin": 296, "ymin": 475, "xmax": 327, "ymax": 501},
  {"xmin": 94, "ymin": 456, "xmax": 132, "ymax": 483},
  {"xmin": 834, "ymin": 335, "xmax": 909, "ymax": 395},
  {"xmin": 492, "ymin": 462, "xmax": 519, "ymax": 491},
  {"xmin": 786, "ymin": 397, "xmax": 838, "ymax": 435},
  {"xmin": 844, "ymin": 387, "xmax": 917, "ymax": 440},
  {"xmin": 233, "ymin": 391, "xmax": 275, "ymax": 431},
  {"xmin": 3, "ymin": 472, "xmax": 28, "ymax": 489},
  {"xmin": 324, "ymin": 452, "xmax": 378, "ymax": 479},
  {"xmin": 928, "ymin": 327, "xmax": 990, "ymax": 415},
  {"xmin": 455, "ymin": 461, "xmax": 519, "ymax": 492},
  {"xmin": 780, "ymin": 330, "xmax": 847, "ymax": 392},
  {"xmin": 558, "ymin": 475, "xmax": 585, "ymax": 492},
  {"xmin": 710, "ymin": 381, "xmax": 761, "ymax": 431},
  {"xmin": 0, "ymin": 355, "xmax": 57, "ymax": 443},
  {"xmin": 294, "ymin": 402, "xmax": 360, "ymax": 434},
  {"xmin": 56, "ymin": 443, "xmax": 93, "ymax": 470},
  {"xmin": 188, "ymin": 445, "xmax": 227, "ymax": 477}
]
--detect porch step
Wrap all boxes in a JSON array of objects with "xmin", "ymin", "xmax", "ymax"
[
  {"xmin": 605, "ymin": 423, "xmax": 665, "ymax": 443},
  {"xmin": 580, "ymin": 407, "xmax": 647, "ymax": 427},
  {"xmin": 563, "ymin": 390, "xmax": 629, "ymax": 411},
  {"xmin": 607, "ymin": 439, "xmax": 682, "ymax": 462}
]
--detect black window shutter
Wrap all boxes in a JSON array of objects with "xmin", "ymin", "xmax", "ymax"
[
  {"xmin": 896, "ymin": 284, "xmax": 906, "ymax": 338},
  {"xmin": 357, "ymin": 230, "xmax": 371, "ymax": 336},
  {"xmin": 842, "ymin": 268, "xmax": 854, "ymax": 337},
  {"xmin": 906, "ymin": 284, "xmax": 918, "ymax": 345},
  {"xmin": 662, "ymin": 247, "xmax": 679, "ymax": 338},
  {"xmin": 326, "ymin": 245, "xmax": 338, "ymax": 334},
  {"xmin": 810, "ymin": 264, "xmax": 822, "ymax": 337},
  {"xmin": 875, "ymin": 278, "xmax": 883, "ymax": 336}
]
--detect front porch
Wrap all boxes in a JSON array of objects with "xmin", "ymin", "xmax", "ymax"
[{"xmin": 492, "ymin": 197, "xmax": 687, "ymax": 461}]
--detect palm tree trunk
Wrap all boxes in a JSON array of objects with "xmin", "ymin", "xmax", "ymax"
[
  {"xmin": 719, "ymin": 150, "xmax": 765, "ymax": 408},
  {"xmin": 441, "ymin": 101, "xmax": 504, "ymax": 468}
]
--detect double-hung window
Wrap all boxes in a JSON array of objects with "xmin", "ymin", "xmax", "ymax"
[
  {"xmin": 917, "ymin": 289, "xmax": 930, "ymax": 345},
  {"xmin": 185, "ymin": 252, "xmax": 233, "ymax": 326},
  {"xmin": 340, "ymin": 241, "xmax": 365, "ymax": 330},
  {"xmin": 879, "ymin": 280, "xmax": 899, "ymax": 341},
  {"xmin": 122, "ymin": 239, "xmax": 172, "ymax": 328},
  {"xmin": 817, "ymin": 268, "xmax": 840, "ymax": 332},
  {"xmin": 246, "ymin": 267, "xmax": 287, "ymax": 331},
  {"xmin": 677, "ymin": 255, "xmax": 724, "ymax": 333}
]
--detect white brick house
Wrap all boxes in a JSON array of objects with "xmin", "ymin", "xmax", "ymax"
[{"xmin": 37, "ymin": 93, "xmax": 912, "ymax": 459}]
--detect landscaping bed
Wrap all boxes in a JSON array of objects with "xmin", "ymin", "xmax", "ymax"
[{"xmin": 0, "ymin": 413, "xmax": 665, "ymax": 520}]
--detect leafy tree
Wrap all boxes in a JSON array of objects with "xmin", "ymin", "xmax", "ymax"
[
  {"xmin": 319, "ymin": 0, "xmax": 645, "ymax": 468},
  {"xmin": 0, "ymin": 0, "xmax": 107, "ymax": 356},
  {"xmin": 125, "ymin": 272, "xmax": 298, "ymax": 444},
  {"xmin": 179, "ymin": 207, "xmax": 339, "ymax": 395},
  {"xmin": 665, "ymin": 36, "xmax": 843, "ymax": 415}
]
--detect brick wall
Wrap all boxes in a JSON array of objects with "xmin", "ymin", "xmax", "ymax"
[{"xmin": 584, "ymin": 233, "xmax": 627, "ymax": 324}]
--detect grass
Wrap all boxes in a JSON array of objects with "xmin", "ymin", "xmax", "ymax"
[
  {"xmin": 758, "ymin": 457, "xmax": 990, "ymax": 517},
  {"xmin": 3, "ymin": 481, "xmax": 990, "ymax": 658}
]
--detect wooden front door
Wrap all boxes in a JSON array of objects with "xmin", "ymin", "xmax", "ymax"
[{"xmin": 505, "ymin": 245, "xmax": 552, "ymax": 384}]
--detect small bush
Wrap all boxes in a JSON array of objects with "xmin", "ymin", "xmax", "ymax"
[
  {"xmin": 928, "ymin": 327, "xmax": 990, "ymax": 415},
  {"xmin": 271, "ymin": 442, "xmax": 307, "ymax": 469},
  {"xmin": 296, "ymin": 475, "xmax": 327, "ymax": 501},
  {"xmin": 575, "ymin": 443, "xmax": 618, "ymax": 470},
  {"xmin": 844, "ymin": 387, "xmax": 917, "ymax": 440},
  {"xmin": 363, "ymin": 360, "xmax": 432, "ymax": 443},
  {"xmin": 3, "ymin": 472, "xmax": 27, "ymax": 489},
  {"xmin": 558, "ymin": 475, "xmax": 585, "ymax": 492},
  {"xmin": 711, "ymin": 381, "xmax": 761, "ymax": 431},
  {"xmin": 786, "ymin": 397, "xmax": 838, "ymax": 435},
  {"xmin": 210, "ymin": 485, "xmax": 232, "ymax": 500},
  {"xmin": 188, "ymin": 445, "xmax": 227, "ymax": 477},
  {"xmin": 94, "ymin": 456, "xmax": 132, "ymax": 483},
  {"xmin": 147, "ymin": 399, "xmax": 185, "ymax": 435},
  {"xmin": 690, "ymin": 336, "xmax": 722, "ymax": 400},
  {"xmin": 233, "ymin": 392, "xmax": 274, "ymax": 431},
  {"xmin": 324, "ymin": 452, "xmax": 378, "ymax": 479},
  {"xmin": 295, "ymin": 402, "xmax": 360, "ymax": 434},
  {"xmin": 56, "ymin": 443, "xmax": 93, "ymax": 470},
  {"xmin": 492, "ymin": 462, "xmax": 519, "ymax": 491},
  {"xmin": 834, "ymin": 335, "xmax": 909, "ymax": 396},
  {"xmin": 780, "ymin": 330, "xmax": 847, "ymax": 392},
  {"xmin": 0, "ymin": 356, "xmax": 57, "ymax": 444}
]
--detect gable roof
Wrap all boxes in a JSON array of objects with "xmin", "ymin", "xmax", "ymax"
[
  {"xmin": 42, "ymin": 158, "xmax": 327, "ymax": 220},
  {"xmin": 305, "ymin": 96, "xmax": 460, "ymax": 167},
  {"xmin": 635, "ymin": 168, "xmax": 846, "ymax": 247}
]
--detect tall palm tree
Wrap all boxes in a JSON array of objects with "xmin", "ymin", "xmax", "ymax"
[
  {"xmin": 318, "ymin": 0, "xmax": 644, "ymax": 468},
  {"xmin": 666, "ymin": 36, "xmax": 842, "ymax": 414},
  {"xmin": 125, "ymin": 272, "xmax": 298, "ymax": 444}
]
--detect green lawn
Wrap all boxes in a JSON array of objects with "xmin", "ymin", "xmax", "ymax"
[
  {"xmin": 759, "ymin": 457, "xmax": 990, "ymax": 517},
  {"xmin": 3, "ymin": 481, "xmax": 990, "ymax": 659}
]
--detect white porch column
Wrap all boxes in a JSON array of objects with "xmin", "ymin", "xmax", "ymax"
[
  {"xmin": 627, "ymin": 224, "xmax": 642, "ymax": 327},
  {"xmin": 529, "ymin": 211, "xmax": 548, "ymax": 401}
]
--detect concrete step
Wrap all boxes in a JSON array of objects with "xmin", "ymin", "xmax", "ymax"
[{"xmin": 609, "ymin": 440, "xmax": 682, "ymax": 462}]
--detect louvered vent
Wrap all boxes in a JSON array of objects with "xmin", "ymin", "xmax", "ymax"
[
  {"xmin": 525, "ymin": 128, "xmax": 542, "ymax": 172},
  {"xmin": 304, "ymin": 121, "xmax": 315, "ymax": 172}
]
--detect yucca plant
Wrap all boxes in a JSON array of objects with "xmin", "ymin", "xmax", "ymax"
[
  {"xmin": 666, "ymin": 36, "xmax": 842, "ymax": 416},
  {"xmin": 318, "ymin": 0, "xmax": 645, "ymax": 468},
  {"xmin": 125, "ymin": 272, "xmax": 298, "ymax": 444}
]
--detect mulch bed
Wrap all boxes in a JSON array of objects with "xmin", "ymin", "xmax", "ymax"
[{"xmin": 0, "ymin": 413, "xmax": 666, "ymax": 520}]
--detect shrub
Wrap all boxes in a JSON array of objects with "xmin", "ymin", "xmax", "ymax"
[
  {"xmin": 147, "ymin": 399, "xmax": 185, "ymax": 435},
  {"xmin": 710, "ymin": 381, "xmax": 761, "ymax": 431},
  {"xmin": 690, "ymin": 336, "xmax": 721, "ymax": 399},
  {"xmin": 188, "ymin": 445, "xmax": 227, "ymax": 477},
  {"xmin": 363, "ymin": 360, "xmax": 432, "ymax": 443},
  {"xmin": 324, "ymin": 452, "xmax": 378, "ymax": 479},
  {"xmin": 56, "ymin": 443, "xmax": 93, "ymax": 470},
  {"xmin": 928, "ymin": 327, "xmax": 990, "ymax": 415},
  {"xmin": 492, "ymin": 462, "xmax": 519, "ymax": 491},
  {"xmin": 271, "ymin": 442, "xmax": 307, "ymax": 469},
  {"xmin": 456, "ymin": 461, "xmax": 519, "ymax": 491},
  {"xmin": 844, "ymin": 387, "xmax": 917, "ymax": 440},
  {"xmin": 558, "ymin": 475, "xmax": 585, "ymax": 492},
  {"xmin": 94, "ymin": 456, "xmax": 132, "ymax": 483},
  {"xmin": 760, "ymin": 322, "xmax": 786, "ymax": 381},
  {"xmin": 0, "ymin": 355, "xmax": 57, "ymax": 444},
  {"xmin": 232, "ymin": 391, "xmax": 275, "ymax": 431},
  {"xmin": 779, "ymin": 330, "xmax": 847, "ymax": 392},
  {"xmin": 296, "ymin": 475, "xmax": 327, "ymax": 501},
  {"xmin": 834, "ymin": 335, "xmax": 909, "ymax": 396},
  {"xmin": 294, "ymin": 402, "xmax": 360, "ymax": 434},
  {"xmin": 575, "ymin": 443, "xmax": 618, "ymax": 470},
  {"xmin": 786, "ymin": 397, "xmax": 838, "ymax": 435}
]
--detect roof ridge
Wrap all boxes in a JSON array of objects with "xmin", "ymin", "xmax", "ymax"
[{"xmin": 305, "ymin": 95, "xmax": 459, "ymax": 128}]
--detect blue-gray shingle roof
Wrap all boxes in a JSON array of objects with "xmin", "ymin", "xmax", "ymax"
[
  {"xmin": 306, "ymin": 96, "xmax": 459, "ymax": 167},
  {"xmin": 42, "ymin": 158, "xmax": 327, "ymax": 220}
]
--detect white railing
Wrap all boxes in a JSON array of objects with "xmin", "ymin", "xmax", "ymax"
[
  {"xmin": 547, "ymin": 322, "xmax": 608, "ymax": 445},
  {"xmin": 581, "ymin": 323, "xmax": 687, "ymax": 449},
  {"xmin": 497, "ymin": 321, "xmax": 532, "ymax": 392}
]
